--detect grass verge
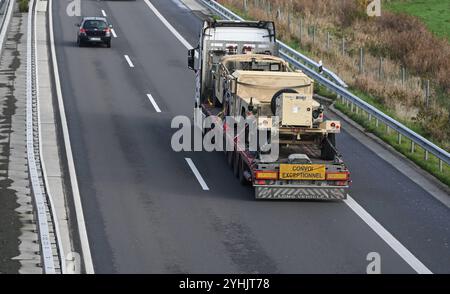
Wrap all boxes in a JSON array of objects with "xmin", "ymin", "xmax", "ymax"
[
  {"xmin": 385, "ymin": 0, "xmax": 450, "ymax": 41},
  {"xmin": 18, "ymin": 0, "xmax": 28, "ymax": 13}
]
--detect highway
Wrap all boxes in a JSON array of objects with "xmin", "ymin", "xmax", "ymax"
[{"xmin": 51, "ymin": 0, "xmax": 449, "ymax": 273}]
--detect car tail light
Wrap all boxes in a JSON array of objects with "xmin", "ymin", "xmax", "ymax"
[
  {"xmin": 326, "ymin": 171, "xmax": 349, "ymax": 181},
  {"xmin": 79, "ymin": 28, "xmax": 86, "ymax": 33},
  {"xmin": 255, "ymin": 171, "xmax": 278, "ymax": 180},
  {"xmin": 103, "ymin": 28, "xmax": 110, "ymax": 32}
]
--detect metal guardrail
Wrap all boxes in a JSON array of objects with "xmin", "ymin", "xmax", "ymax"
[
  {"xmin": 26, "ymin": 0, "xmax": 62, "ymax": 273},
  {"xmin": 200, "ymin": 0, "xmax": 450, "ymax": 170}
]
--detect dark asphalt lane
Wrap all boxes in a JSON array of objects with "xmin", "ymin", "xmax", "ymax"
[{"xmin": 52, "ymin": 0, "xmax": 447, "ymax": 273}]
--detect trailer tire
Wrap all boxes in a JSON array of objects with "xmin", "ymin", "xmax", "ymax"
[
  {"xmin": 233, "ymin": 152, "xmax": 240, "ymax": 178},
  {"xmin": 270, "ymin": 88, "xmax": 298, "ymax": 115},
  {"xmin": 238, "ymin": 158, "xmax": 248, "ymax": 185},
  {"xmin": 226, "ymin": 151, "xmax": 233, "ymax": 167},
  {"xmin": 321, "ymin": 133, "xmax": 336, "ymax": 160}
]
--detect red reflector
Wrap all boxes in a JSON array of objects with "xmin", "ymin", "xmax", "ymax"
[
  {"xmin": 331, "ymin": 122, "xmax": 336, "ymax": 127},
  {"xmin": 336, "ymin": 181, "xmax": 348, "ymax": 186},
  {"xmin": 255, "ymin": 180, "xmax": 266, "ymax": 185}
]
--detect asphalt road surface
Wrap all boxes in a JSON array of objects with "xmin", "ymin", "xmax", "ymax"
[{"xmin": 51, "ymin": 0, "xmax": 449, "ymax": 273}]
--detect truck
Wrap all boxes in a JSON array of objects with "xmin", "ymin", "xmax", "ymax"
[{"xmin": 188, "ymin": 20, "xmax": 350, "ymax": 200}]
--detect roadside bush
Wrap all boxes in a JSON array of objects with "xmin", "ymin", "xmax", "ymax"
[{"xmin": 19, "ymin": 0, "xmax": 29, "ymax": 13}]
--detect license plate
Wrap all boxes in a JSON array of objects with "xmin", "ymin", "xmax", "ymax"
[
  {"xmin": 279, "ymin": 164, "xmax": 326, "ymax": 180},
  {"xmin": 90, "ymin": 37, "xmax": 101, "ymax": 41}
]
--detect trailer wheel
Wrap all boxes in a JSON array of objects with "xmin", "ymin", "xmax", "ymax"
[
  {"xmin": 226, "ymin": 151, "xmax": 233, "ymax": 167},
  {"xmin": 321, "ymin": 133, "xmax": 336, "ymax": 160},
  {"xmin": 270, "ymin": 88, "xmax": 298, "ymax": 115},
  {"xmin": 238, "ymin": 158, "xmax": 248, "ymax": 185},
  {"xmin": 233, "ymin": 152, "xmax": 240, "ymax": 178}
]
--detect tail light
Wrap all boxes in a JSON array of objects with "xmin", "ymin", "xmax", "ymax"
[
  {"xmin": 79, "ymin": 28, "xmax": 86, "ymax": 33},
  {"xmin": 330, "ymin": 122, "xmax": 341, "ymax": 129},
  {"xmin": 326, "ymin": 171, "xmax": 349, "ymax": 181},
  {"xmin": 103, "ymin": 28, "xmax": 110, "ymax": 32},
  {"xmin": 255, "ymin": 171, "xmax": 278, "ymax": 180}
]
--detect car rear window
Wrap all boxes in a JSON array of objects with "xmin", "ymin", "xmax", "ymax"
[{"xmin": 83, "ymin": 20, "xmax": 108, "ymax": 30}]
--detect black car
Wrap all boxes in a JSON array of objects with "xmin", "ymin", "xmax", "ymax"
[{"xmin": 76, "ymin": 17, "xmax": 112, "ymax": 48}]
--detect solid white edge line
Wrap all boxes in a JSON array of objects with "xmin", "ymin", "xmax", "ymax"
[
  {"xmin": 146, "ymin": 94, "xmax": 161, "ymax": 112},
  {"xmin": 124, "ymin": 54, "xmax": 134, "ymax": 68},
  {"xmin": 344, "ymin": 195, "xmax": 432, "ymax": 274},
  {"xmin": 101, "ymin": 9, "xmax": 107, "ymax": 17},
  {"xmin": 111, "ymin": 28, "xmax": 117, "ymax": 38},
  {"xmin": 49, "ymin": 0, "xmax": 95, "ymax": 274},
  {"xmin": 143, "ymin": 0, "xmax": 193, "ymax": 49},
  {"xmin": 185, "ymin": 158, "xmax": 209, "ymax": 191}
]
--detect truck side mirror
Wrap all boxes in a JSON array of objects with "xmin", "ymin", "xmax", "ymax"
[{"xmin": 188, "ymin": 48, "xmax": 196, "ymax": 70}]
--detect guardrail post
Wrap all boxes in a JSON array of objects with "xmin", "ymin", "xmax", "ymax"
[
  {"xmin": 341, "ymin": 37, "xmax": 345, "ymax": 55},
  {"xmin": 398, "ymin": 133, "xmax": 402, "ymax": 145},
  {"xmin": 299, "ymin": 18, "xmax": 303, "ymax": 43},
  {"xmin": 312, "ymin": 26, "xmax": 316, "ymax": 44},
  {"xmin": 386, "ymin": 124, "xmax": 390, "ymax": 134},
  {"xmin": 375, "ymin": 118, "xmax": 379, "ymax": 128},
  {"xmin": 378, "ymin": 57, "xmax": 383, "ymax": 80},
  {"xmin": 326, "ymin": 32, "xmax": 330, "ymax": 51},
  {"xmin": 425, "ymin": 80, "xmax": 430, "ymax": 107},
  {"xmin": 424, "ymin": 150, "xmax": 429, "ymax": 161},
  {"xmin": 411, "ymin": 141, "xmax": 415, "ymax": 153},
  {"xmin": 350, "ymin": 103, "xmax": 354, "ymax": 112},
  {"xmin": 401, "ymin": 66, "xmax": 405, "ymax": 87},
  {"xmin": 368, "ymin": 113, "xmax": 372, "ymax": 122},
  {"xmin": 359, "ymin": 48, "xmax": 364, "ymax": 74},
  {"xmin": 287, "ymin": 12, "xmax": 291, "ymax": 31},
  {"xmin": 439, "ymin": 160, "xmax": 443, "ymax": 172}
]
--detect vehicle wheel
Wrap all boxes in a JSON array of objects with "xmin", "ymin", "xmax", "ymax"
[
  {"xmin": 238, "ymin": 158, "xmax": 248, "ymax": 185},
  {"xmin": 106, "ymin": 41, "xmax": 111, "ymax": 48},
  {"xmin": 321, "ymin": 133, "xmax": 336, "ymax": 160},
  {"xmin": 226, "ymin": 151, "xmax": 233, "ymax": 167},
  {"xmin": 270, "ymin": 88, "xmax": 298, "ymax": 115},
  {"xmin": 77, "ymin": 38, "xmax": 83, "ymax": 47},
  {"xmin": 233, "ymin": 152, "xmax": 239, "ymax": 178}
]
